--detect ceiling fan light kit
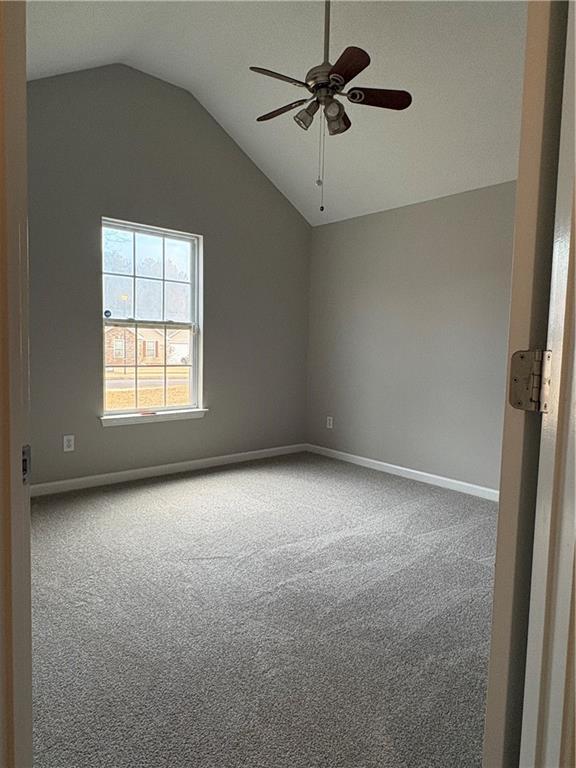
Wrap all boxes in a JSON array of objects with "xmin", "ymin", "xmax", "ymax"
[
  {"xmin": 250, "ymin": 0, "xmax": 413, "ymax": 211},
  {"xmin": 326, "ymin": 110, "xmax": 351, "ymax": 136},
  {"xmin": 323, "ymin": 99, "xmax": 349, "ymax": 135},
  {"xmin": 294, "ymin": 99, "xmax": 320, "ymax": 130}
]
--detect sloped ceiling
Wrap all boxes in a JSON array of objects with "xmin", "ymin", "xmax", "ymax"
[{"xmin": 27, "ymin": 1, "xmax": 527, "ymax": 225}]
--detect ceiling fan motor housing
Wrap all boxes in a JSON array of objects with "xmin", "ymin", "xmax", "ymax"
[{"xmin": 305, "ymin": 63, "xmax": 333, "ymax": 91}]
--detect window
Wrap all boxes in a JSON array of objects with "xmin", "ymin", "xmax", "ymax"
[
  {"xmin": 144, "ymin": 340, "xmax": 157, "ymax": 358},
  {"xmin": 102, "ymin": 218, "xmax": 202, "ymax": 418},
  {"xmin": 113, "ymin": 338, "xmax": 125, "ymax": 359}
]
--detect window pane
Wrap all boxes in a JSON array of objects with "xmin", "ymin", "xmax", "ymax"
[
  {"xmin": 102, "ymin": 221, "xmax": 200, "ymax": 416},
  {"xmin": 104, "ymin": 324, "xmax": 135, "ymax": 366},
  {"xmin": 165, "ymin": 239, "xmax": 191, "ymax": 282},
  {"xmin": 137, "ymin": 367, "xmax": 165, "ymax": 409},
  {"xmin": 105, "ymin": 367, "xmax": 135, "ymax": 411},
  {"xmin": 164, "ymin": 281, "xmax": 191, "ymax": 323},
  {"xmin": 103, "ymin": 274, "xmax": 133, "ymax": 319},
  {"xmin": 135, "ymin": 233, "xmax": 163, "ymax": 279},
  {"xmin": 166, "ymin": 328, "xmax": 191, "ymax": 365},
  {"xmin": 103, "ymin": 228, "xmax": 133, "ymax": 275},
  {"xmin": 166, "ymin": 366, "xmax": 192, "ymax": 407},
  {"xmin": 137, "ymin": 327, "xmax": 165, "ymax": 366},
  {"xmin": 135, "ymin": 278, "xmax": 162, "ymax": 321}
]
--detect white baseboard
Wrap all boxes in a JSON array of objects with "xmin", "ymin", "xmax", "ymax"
[
  {"xmin": 30, "ymin": 443, "xmax": 309, "ymax": 497},
  {"xmin": 305, "ymin": 444, "xmax": 500, "ymax": 502},
  {"xmin": 31, "ymin": 441, "xmax": 499, "ymax": 502}
]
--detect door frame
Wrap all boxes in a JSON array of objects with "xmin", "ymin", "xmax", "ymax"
[
  {"xmin": 483, "ymin": 2, "xmax": 570, "ymax": 766},
  {"xmin": 0, "ymin": 3, "xmax": 572, "ymax": 768},
  {"xmin": 0, "ymin": 2, "xmax": 32, "ymax": 766},
  {"xmin": 520, "ymin": 2, "xmax": 574, "ymax": 759}
]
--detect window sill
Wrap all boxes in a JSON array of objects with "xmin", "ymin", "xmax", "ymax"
[{"xmin": 100, "ymin": 408, "xmax": 208, "ymax": 427}]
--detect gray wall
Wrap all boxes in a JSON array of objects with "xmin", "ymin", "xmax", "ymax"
[
  {"xmin": 307, "ymin": 183, "xmax": 515, "ymax": 489},
  {"xmin": 29, "ymin": 65, "xmax": 515, "ymax": 489},
  {"xmin": 28, "ymin": 65, "xmax": 310, "ymax": 483}
]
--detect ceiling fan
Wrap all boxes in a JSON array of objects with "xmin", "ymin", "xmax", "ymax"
[{"xmin": 250, "ymin": 0, "xmax": 412, "ymax": 135}]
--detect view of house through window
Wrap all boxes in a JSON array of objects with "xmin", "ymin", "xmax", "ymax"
[{"xmin": 102, "ymin": 218, "xmax": 202, "ymax": 413}]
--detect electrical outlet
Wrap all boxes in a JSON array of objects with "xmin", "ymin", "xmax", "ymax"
[
  {"xmin": 326, "ymin": 416, "xmax": 334, "ymax": 429},
  {"xmin": 63, "ymin": 434, "xmax": 75, "ymax": 452}
]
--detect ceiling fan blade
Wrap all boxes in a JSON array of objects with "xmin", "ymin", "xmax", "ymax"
[
  {"xmin": 256, "ymin": 99, "xmax": 309, "ymax": 122},
  {"xmin": 329, "ymin": 47, "xmax": 371, "ymax": 87},
  {"xmin": 250, "ymin": 66, "xmax": 308, "ymax": 88},
  {"xmin": 347, "ymin": 87, "xmax": 413, "ymax": 110}
]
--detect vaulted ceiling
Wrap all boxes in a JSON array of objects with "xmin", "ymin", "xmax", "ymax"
[{"xmin": 27, "ymin": 1, "xmax": 527, "ymax": 225}]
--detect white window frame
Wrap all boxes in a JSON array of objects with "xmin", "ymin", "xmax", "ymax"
[{"xmin": 100, "ymin": 217, "xmax": 205, "ymax": 425}]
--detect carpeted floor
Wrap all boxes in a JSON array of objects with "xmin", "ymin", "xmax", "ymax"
[{"xmin": 32, "ymin": 453, "xmax": 498, "ymax": 768}]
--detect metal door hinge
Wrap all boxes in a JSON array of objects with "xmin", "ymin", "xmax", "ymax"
[
  {"xmin": 22, "ymin": 444, "xmax": 31, "ymax": 484},
  {"xmin": 509, "ymin": 349, "xmax": 552, "ymax": 413}
]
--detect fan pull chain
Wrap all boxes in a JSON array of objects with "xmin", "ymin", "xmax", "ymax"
[{"xmin": 316, "ymin": 114, "xmax": 327, "ymax": 212}]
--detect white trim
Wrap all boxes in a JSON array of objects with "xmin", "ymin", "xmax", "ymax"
[
  {"xmin": 100, "ymin": 407, "xmax": 208, "ymax": 426},
  {"xmin": 196, "ymin": 233, "xmax": 204, "ymax": 410},
  {"xmin": 101, "ymin": 216, "xmax": 204, "ymax": 417},
  {"xmin": 483, "ymin": 6, "xmax": 570, "ymax": 764},
  {"xmin": 305, "ymin": 444, "xmax": 500, "ymax": 501},
  {"xmin": 520, "ymin": 5, "xmax": 574, "ymax": 763},
  {"xmin": 31, "ymin": 442, "xmax": 500, "ymax": 501},
  {"xmin": 30, "ymin": 443, "xmax": 309, "ymax": 497},
  {"xmin": 102, "ymin": 216, "xmax": 200, "ymax": 241}
]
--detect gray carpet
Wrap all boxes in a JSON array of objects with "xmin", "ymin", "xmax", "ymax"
[{"xmin": 32, "ymin": 453, "xmax": 497, "ymax": 768}]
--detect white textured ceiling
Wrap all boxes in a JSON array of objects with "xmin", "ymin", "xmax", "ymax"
[{"xmin": 27, "ymin": 1, "xmax": 526, "ymax": 225}]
